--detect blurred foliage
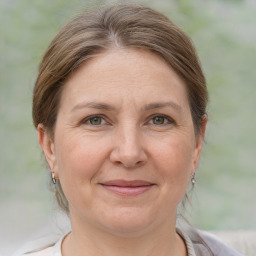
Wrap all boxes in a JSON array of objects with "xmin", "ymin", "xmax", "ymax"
[{"xmin": 0, "ymin": 0, "xmax": 255, "ymax": 252}]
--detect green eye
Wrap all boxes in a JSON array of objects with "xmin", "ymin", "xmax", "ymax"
[
  {"xmin": 152, "ymin": 116, "xmax": 166, "ymax": 125},
  {"xmin": 89, "ymin": 116, "xmax": 102, "ymax": 125},
  {"xmin": 149, "ymin": 115, "xmax": 174, "ymax": 126}
]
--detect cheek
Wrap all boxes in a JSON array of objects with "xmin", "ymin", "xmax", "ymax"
[
  {"xmin": 152, "ymin": 136, "xmax": 194, "ymax": 194},
  {"xmin": 154, "ymin": 135, "xmax": 194, "ymax": 171},
  {"xmin": 55, "ymin": 133, "xmax": 108, "ymax": 181},
  {"xmin": 54, "ymin": 135, "xmax": 109, "ymax": 208}
]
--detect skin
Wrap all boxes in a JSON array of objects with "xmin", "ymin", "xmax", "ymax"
[{"xmin": 38, "ymin": 48, "xmax": 207, "ymax": 256}]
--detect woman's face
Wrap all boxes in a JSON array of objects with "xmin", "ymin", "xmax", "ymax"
[{"xmin": 39, "ymin": 48, "xmax": 206, "ymax": 236}]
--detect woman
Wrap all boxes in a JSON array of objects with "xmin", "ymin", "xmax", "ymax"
[{"xmin": 17, "ymin": 3, "xmax": 242, "ymax": 256}]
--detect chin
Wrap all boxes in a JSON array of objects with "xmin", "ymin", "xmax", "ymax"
[{"xmin": 97, "ymin": 206, "xmax": 158, "ymax": 237}]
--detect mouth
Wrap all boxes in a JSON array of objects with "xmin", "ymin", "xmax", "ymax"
[{"xmin": 99, "ymin": 180, "xmax": 155, "ymax": 196}]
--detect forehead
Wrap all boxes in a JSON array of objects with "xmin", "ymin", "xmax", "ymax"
[{"xmin": 60, "ymin": 48, "xmax": 189, "ymax": 111}]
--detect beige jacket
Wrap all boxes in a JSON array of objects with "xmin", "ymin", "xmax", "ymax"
[
  {"xmin": 13, "ymin": 228, "xmax": 243, "ymax": 256},
  {"xmin": 188, "ymin": 229, "xmax": 243, "ymax": 255}
]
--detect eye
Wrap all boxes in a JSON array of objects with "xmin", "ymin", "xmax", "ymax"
[
  {"xmin": 82, "ymin": 115, "xmax": 107, "ymax": 126},
  {"xmin": 89, "ymin": 116, "xmax": 103, "ymax": 125},
  {"xmin": 148, "ymin": 115, "xmax": 174, "ymax": 125},
  {"xmin": 152, "ymin": 116, "xmax": 166, "ymax": 125}
]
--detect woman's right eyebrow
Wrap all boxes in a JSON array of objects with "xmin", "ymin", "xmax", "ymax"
[{"xmin": 71, "ymin": 101, "xmax": 115, "ymax": 112}]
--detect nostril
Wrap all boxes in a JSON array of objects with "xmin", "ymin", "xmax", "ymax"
[
  {"xmin": 136, "ymin": 160, "xmax": 144, "ymax": 166},
  {"xmin": 122, "ymin": 160, "xmax": 145, "ymax": 168}
]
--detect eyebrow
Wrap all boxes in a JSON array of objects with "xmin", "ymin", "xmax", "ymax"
[
  {"xmin": 143, "ymin": 102, "xmax": 182, "ymax": 112},
  {"xmin": 71, "ymin": 102, "xmax": 115, "ymax": 112},
  {"xmin": 71, "ymin": 101, "xmax": 182, "ymax": 113}
]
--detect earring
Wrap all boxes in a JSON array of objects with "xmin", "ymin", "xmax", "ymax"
[
  {"xmin": 51, "ymin": 172, "xmax": 56, "ymax": 184},
  {"xmin": 191, "ymin": 170, "xmax": 196, "ymax": 185}
]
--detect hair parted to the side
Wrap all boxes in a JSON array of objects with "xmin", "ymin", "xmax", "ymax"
[{"xmin": 33, "ymin": 3, "xmax": 208, "ymax": 213}]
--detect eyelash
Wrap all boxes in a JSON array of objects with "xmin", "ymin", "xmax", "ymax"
[
  {"xmin": 81, "ymin": 115, "xmax": 107, "ymax": 126},
  {"xmin": 80, "ymin": 114, "xmax": 175, "ymax": 127},
  {"xmin": 146, "ymin": 114, "xmax": 175, "ymax": 126}
]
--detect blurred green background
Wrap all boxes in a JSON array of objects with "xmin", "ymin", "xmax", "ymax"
[{"xmin": 1, "ymin": 0, "xmax": 255, "ymax": 254}]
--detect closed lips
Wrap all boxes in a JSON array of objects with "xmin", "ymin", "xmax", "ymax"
[
  {"xmin": 99, "ymin": 180, "xmax": 155, "ymax": 196},
  {"xmin": 100, "ymin": 180, "xmax": 154, "ymax": 187}
]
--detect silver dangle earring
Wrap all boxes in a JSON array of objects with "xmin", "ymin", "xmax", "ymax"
[
  {"xmin": 191, "ymin": 170, "xmax": 196, "ymax": 185},
  {"xmin": 51, "ymin": 172, "xmax": 56, "ymax": 184}
]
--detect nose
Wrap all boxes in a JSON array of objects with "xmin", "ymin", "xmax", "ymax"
[{"xmin": 109, "ymin": 125, "xmax": 148, "ymax": 168}]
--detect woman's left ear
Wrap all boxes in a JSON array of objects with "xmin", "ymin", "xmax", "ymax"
[
  {"xmin": 37, "ymin": 124, "xmax": 59, "ymax": 178},
  {"xmin": 192, "ymin": 115, "xmax": 208, "ymax": 171}
]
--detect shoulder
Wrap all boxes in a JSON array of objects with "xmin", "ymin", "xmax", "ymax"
[
  {"xmin": 12, "ymin": 234, "xmax": 63, "ymax": 256},
  {"xmin": 14, "ymin": 246, "xmax": 54, "ymax": 256},
  {"xmin": 188, "ymin": 228, "xmax": 244, "ymax": 256}
]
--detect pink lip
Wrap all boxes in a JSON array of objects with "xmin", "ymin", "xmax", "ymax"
[{"xmin": 100, "ymin": 180, "xmax": 154, "ymax": 196}]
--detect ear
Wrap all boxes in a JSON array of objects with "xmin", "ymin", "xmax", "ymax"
[
  {"xmin": 37, "ymin": 124, "xmax": 59, "ymax": 179},
  {"xmin": 192, "ymin": 115, "xmax": 208, "ymax": 172}
]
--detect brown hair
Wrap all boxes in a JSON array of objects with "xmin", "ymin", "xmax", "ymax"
[{"xmin": 33, "ymin": 3, "xmax": 208, "ymax": 212}]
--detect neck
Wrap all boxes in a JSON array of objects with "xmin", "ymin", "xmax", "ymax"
[{"xmin": 62, "ymin": 216, "xmax": 187, "ymax": 256}]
